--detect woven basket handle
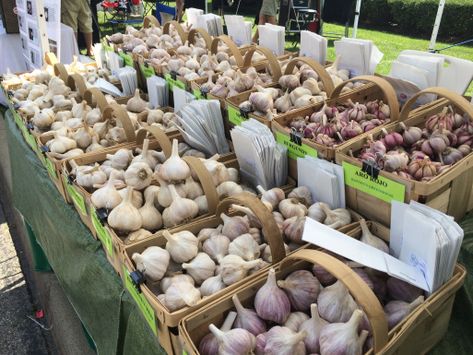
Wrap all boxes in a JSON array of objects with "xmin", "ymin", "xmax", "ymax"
[
  {"xmin": 67, "ymin": 74, "xmax": 87, "ymax": 97},
  {"xmin": 187, "ymin": 28, "xmax": 213, "ymax": 49},
  {"xmin": 210, "ymin": 35, "xmax": 244, "ymax": 68},
  {"xmin": 284, "ymin": 57, "xmax": 335, "ymax": 96},
  {"xmin": 400, "ymin": 87, "xmax": 473, "ymax": 122},
  {"xmin": 83, "ymin": 88, "xmax": 109, "ymax": 113},
  {"xmin": 183, "ymin": 156, "xmax": 220, "ymax": 215},
  {"xmin": 216, "ymin": 192, "xmax": 286, "ymax": 263},
  {"xmin": 330, "ymin": 75, "xmax": 400, "ymax": 122},
  {"xmin": 136, "ymin": 126, "xmax": 173, "ymax": 158},
  {"xmin": 280, "ymin": 249, "xmax": 388, "ymax": 353},
  {"xmin": 103, "ymin": 103, "xmax": 136, "ymax": 142},
  {"xmin": 53, "ymin": 63, "xmax": 69, "ymax": 83},
  {"xmin": 163, "ymin": 20, "xmax": 187, "ymax": 42},
  {"xmin": 143, "ymin": 15, "xmax": 160, "ymax": 28},
  {"xmin": 243, "ymin": 46, "xmax": 282, "ymax": 82}
]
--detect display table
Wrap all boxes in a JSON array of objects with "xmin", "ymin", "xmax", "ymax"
[{"xmin": 3, "ymin": 109, "xmax": 473, "ymax": 354}]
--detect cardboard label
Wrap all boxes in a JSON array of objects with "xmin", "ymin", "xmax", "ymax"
[
  {"xmin": 119, "ymin": 52, "xmax": 134, "ymax": 67},
  {"xmin": 44, "ymin": 158, "xmax": 57, "ymax": 180},
  {"xmin": 275, "ymin": 131, "xmax": 318, "ymax": 160},
  {"xmin": 342, "ymin": 162, "xmax": 406, "ymax": 203},
  {"xmin": 164, "ymin": 73, "xmax": 185, "ymax": 90},
  {"xmin": 227, "ymin": 106, "xmax": 247, "ymax": 126},
  {"xmin": 63, "ymin": 176, "xmax": 87, "ymax": 215},
  {"xmin": 140, "ymin": 64, "xmax": 155, "ymax": 79},
  {"xmin": 123, "ymin": 266, "xmax": 157, "ymax": 335},
  {"xmin": 91, "ymin": 208, "xmax": 113, "ymax": 256}
]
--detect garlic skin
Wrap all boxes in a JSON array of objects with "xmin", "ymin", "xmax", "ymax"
[
  {"xmin": 221, "ymin": 213, "xmax": 250, "ymax": 240},
  {"xmin": 139, "ymin": 191, "xmax": 162, "ymax": 231},
  {"xmin": 160, "ymin": 139, "xmax": 191, "ymax": 182},
  {"xmin": 359, "ymin": 219, "xmax": 389, "ymax": 253},
  {"xmin": 208, "ymin": 323, "xmax": 256, "ymax": 355},
  {"xmin": 108, "ymin": 187, "xmax": 143, "ymax": 233},
  {"xmin": 160, "ymin": 274, "xmax": 195, "ymax": 293},
  {"xmin": 163, "ymin": 281, "xmax": 201, "ymax": 311},
  {"xmin": 125, "ymin": 162, "xmax": 153, "ymax": 190},
  {"xmin": 106, "ymin": 149, "xmax": 131, "ymax": 170},
  {"xmin": 257, "ymin": 185, "xmax": 285, "ymax": 210},
  {"xmin": 320, "ymin": 204, "xmax": 352, "ymax": 229},
  {"xmin": 255, "ymin": 268, "xmax": 291, "ymax": 324},
  {"xmin": 308, "ymin": 202, "xmax": 329, "ymax": 222},
  {"xmin": 199, "ymin": 312, "xmax": 237, "ymax": 355},
  {"xmin": 284, "ymin": 312, "xmax": 310, "ymax": 332},
  {"xmin": 263, "ymin": 326, "xmax": 307, "ymax": 355},
  {"xmin": 319, "ymin": 310, "xmax": 369, "ymax": 355},
  {"xmin": 288, "ymin": 186, "xmax": 313, "ymax": 206},
  {"xmin": 202, "ymin": 234, "xmax": 230, "ymax": 263},
  {"xmin": 228, "ymin": 234, "xmax": 261, "ymax": 261},
  {"xmin": 384, "ymin": 295, "xmax": 424, "ymax": 329},
  {"xmin": 279, "ymin": 198, "xmax": 308, "ymax": 219},
  {"xmin": 182, "ymin": 252, "xmax": 216, "ymax": 285},
  {"xmin": 127, "ymin": 89, "xmax": 148, "ymax": 112},
  {"xmin": 200, "ymin": 274, "xmax": 226, "ymax": 297},
  {"xmin": 219, "ymin": 255, "xmax": 263, "ymax": 285},
  {"xmin": 163, "ymin": 230, "xmax": 199, "ymax": 263},
  {"xmin": 162, "ymin": 184, "xmax": 199, "ymax": 227},
  {"xmin": 277, "ymin": 270, "xmax": 321, "ymax": 312},
  {"xmin": 232, "ymin": 294, "xmax": 267, "ymax": 336},
  {"xmin": 91, "ymin": 171, "xmax": 123, "ymax": 209},
  {"xmin": 132, "ymin": 246, "xmax": 169, "ymax": 281},
  {"xmin": 299, "ymin": 304, "xmax": 328, "ymax": 353},
  {"xmin": 118, "ymin": 188, "xmax": 143, "ymax": 208},
  {"xmin": 317, "ymin": 280, "xmax": 358, "ymax": 323},
  {"xmin": 282, "ymin": 216, "xmax": 306, "ymax": 244},
  {"xmin": 216, "ymin": 181, "xmax": 243, "ymax": 198}
]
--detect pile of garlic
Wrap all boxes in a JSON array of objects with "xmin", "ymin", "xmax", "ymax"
[
  {"xmin": 198, "ymin": 257, "xmax": 425, "ymax": 355},
  {"xmin": 65, "ymin": 56, "xmax": 114, "ymax": 84},
  {"xmin": 130, "ymin": 186, "xmax": 353, "ymax": 312}
]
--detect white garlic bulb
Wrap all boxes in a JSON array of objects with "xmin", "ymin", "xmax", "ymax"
[
  {"xmin": 228, "ymin": 234, "xmax": 261, "ymax": 261},
  {"xmin": 132, "ymin": 246, "xmax": 169, "ymax": 281},
  {"xmin": 219, "ymin": 255, "xmax": 263, "ymax": 285},
  {"xmin": 127, "ymin": 89, "xmax": 148, "ymax": 113},
  {"xmin": 160, "ymin": 274, "xmax": 195, "ymax": 293},
  {"xmin": 125, "ymin": 162, "xmax": 153, "ymax": 190},
  {"xmin": 117, "ymin": 188, "xmax": 143, "ymax": 208},
  {"xmin": 106, "ymin": 149, "xmax": 132, "ymax": 170},
  {"xmin": 279, "ymin": 198, "xmax": 308, "ymax": 219},
  {"xmin": 202, "ymin": 234, "xmax": 230, "ymax": 263},
  {"xmin": 124, "ymin": 228, "xmax": 152, "ymax": 245},
  {"xmin": 162, "ymin": 184, "xmax": 199, "ymax": 227},
  {"xmin": 216, "ymin": 181, "xmax": 243, "ymax": 198},
  {"xmin": 108, "ymin": 187, "xmax": 142, "ymax": 233},
  {"xmin": 160, "ymin": 139, "xmax": 191, "ymax": 182},
  {"xmin": 138, "ymin": 190, "xmax": 162, "ymax": 231},
  {"xmin": 162, "ymin": 281, "xmax": 201, "ymax": 311},
  {"xmin": 200, "ymin": 274, "xmax": 226, "ymax": 297},
  {"xmin": 220, "ymin": 213, "xmax": 250, "ymax": 240},
  {"xmin": 91, "ymin": 170, "xmax": 123, "ymax": 209},
  {"xmin": 182, "ymin": 252, "xmax": 216, "ymax": 285},
  {"xmin": 163, "ymin": 230, "xmax": 199, "ymax": 263}
]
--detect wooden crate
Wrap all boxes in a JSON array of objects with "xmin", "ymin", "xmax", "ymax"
[
  {"xmin": 272, "ymin": 75, "xmax": 401, "ymax": 179},
  {"xmin": 336, "ymin": 87, "xmax": 473, "ymax": 225},
  {"xmin": 179, "ymin": 247, "xmax": 466, "ymax": 355}
]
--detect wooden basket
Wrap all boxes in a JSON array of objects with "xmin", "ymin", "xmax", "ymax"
[
  {"xmin": 335, "ymin": 87, "xmax": 473, "ymax": 225},
  {"xmin": 163, "ymin": 20, "xmax": 188, "ymax": 43},
  {"xmin": 225, "ymin": 56, "xmax": 335, "ymax": 131},
  {"xmin": 272, "ymin": 75, "xmax": 400, "ymax": 179},
  {"xmin": 179, "ymin": 248, "xmax": 466, "ymax": 355}
]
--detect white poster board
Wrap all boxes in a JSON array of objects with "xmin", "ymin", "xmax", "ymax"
[{"xmin": 16, "ymin": 0, "xmax": 60, "ymax": 69}]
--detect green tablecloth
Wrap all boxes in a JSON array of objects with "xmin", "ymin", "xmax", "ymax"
[{"xmin": 3, "ymin": 110, "xmax": 473, "ymax": 354}]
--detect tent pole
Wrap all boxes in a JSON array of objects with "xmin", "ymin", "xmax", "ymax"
[
  {"xmin": 352, "ymin": 0, "xmax": 362, "ymax": 38},
  {"xmin": 428, "ymin": 0, "xmax": 446, "ymax": 52}
]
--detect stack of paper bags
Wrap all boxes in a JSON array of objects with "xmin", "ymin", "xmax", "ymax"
[
  {"xmin": 196, "ymin": 14, "xmax": 223, "ymax": 37},
  {"xmin": 334, "ymin": 37, "xmax": 383, "ymax": 76},
  {"xmin": 230, "ymin": 119, "xmax": 287, "ymax": 189},
  {"xmin": 389, "ymin": 53, "xmax": 444, "ymax": 90},
  {"xmin": 173, "ymin": 86, "xmax": 195, "ymax": 113},
  {"xmin": 297, "ymin": 157, "xmax": 345, "ymax": 209},
  {"xmin": 258, "ymin": 24, "xmax": 285, "ymax": 56},
  {"xmin": 224, "ymin": 15, "xmax": 252, "ymax": 46},
  {"xmin": 186, "ymin": 8, "xmax": 204, "ymax": 28},
  {"xmin": 116, "ymin": 66, "xmax": 137, "ymax": 96},
  {"xmin": 300, "ymin": 31, "xmax": 327, "ymax": 64},
  {"xmin": 147, "ymin": 75, "xmax": 168, "ymax": 108}
]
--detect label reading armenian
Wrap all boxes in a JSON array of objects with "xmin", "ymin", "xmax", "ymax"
[
  {"xmin": 91, "ymin": 209, "xmax": 113, "ymax": 256},
  {"xmin": 275, "ymin": 132, "xmax": 318, "ymax": 160},
  {"xmin": 342, "ymin": 162, "xmax": 405, "ymax": 203}
]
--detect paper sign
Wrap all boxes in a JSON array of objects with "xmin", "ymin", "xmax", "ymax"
[
  {"xmin": 91, "ymin": 209, "xmax": 113, "ymax": 256},
  {"xmin": 123, "ymin": 266, "xmax": 157, "ymax": 335},
  {"xmin": 140, "ymin": 64, "xmax": 155, "ymax": 79},
  {"xmin": 275, "ymin": 132, "xmax": 317, "ymax": 160},
  {"xmin": 164, "ymin": 73, "xmax": 185, "ymax": 90},
  {"xmin": 227, "ymin": 106, "xmax": 247, "ymax": 126},
  {"xmin": 343, "ymin": 162, "xmax": 405, "ymax": 203},
  {"xmin": 119, "ymin": 52, "xmax": 134, "ymax": 67},
  {"xmin": 63, "ymin": 176, "xmax": 87, "ymax": 215}
]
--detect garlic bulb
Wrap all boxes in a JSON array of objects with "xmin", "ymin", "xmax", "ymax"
[
  {"xmin": 385, "ymin": 295, "xmax": 424, "ymax": 329},
  {"xmin": 200, "ymin": 274, "xmax": 226, "ymax": 297},
  {"xmin": 288, "ymin": 186, "xmax": 313, "ymax": 206},
  {"xmin": 307, "ymin": 202, "xmax": 329, "ymax": 222},
  {"xmin": 160, "ymin": 274, "xmax": 195, "ymax": 293},
  {"xmin": 195, "ymin": 195, "xmax": 208, "ymax": 215},
  {"xmin": 91, "ymin": 170, "xmax": 123, "ymax": 209},
  {"xmin": 263, "ymin": 326, "xmax": 307, "ymax": 355},
  {"xmin": 317, "ymin": 280, "xmax": 358, "ymax": 323},
  {"xmin": 202, "ymin": 234, "xmax": 230, "ymax": 263},
  {"xmin": 33, "ymin": 108, "xmax": 55, "ymax": 130},
  {"xmin": 75, "ymin": 164, "xmax": 107, "ymax": 189},
  {"xmin": 124, "ymin": 228, "xmax": 152, "ymax": 244},
  {"xmin": 163, "ymin": 230, "xmax": 198, "ymax": 263},
  {"xmin": 85, "ymin": 108, "xmax": 102, "ymax": 125},
  {"xmin": 155, "ymin": 176, "xmax": 186, "ymax": 208},
  {"xmin": 221, "ymin": 213, "xmax": 250, "ymax": 240},
  {"xmin": 138, "ymin": 190, "xmax": 162, "ymax": 231},
  {"xmin": 118, "ymin": 187, "xmax": 143, "ymax": 208},
  {"xmin": 359, "ymin": 219, "xmax": 389, "ymax": 253},
  {"xmin": 131, "ymin": 139, "xmax": 159, "ymax": 169},
  {"xmin": 162, "ymin": 184, "xmax": 199, "ymax": 227},
  {"xmin": 282, "ymin": 216, "xmax": 306, "ymax": 244},
  {"xmin": 182, "ymin": 177, "xmax": 203, "ymax": 199},
  {"xmin": 47, "ymin": 132, "xmax": 77, "ymax": 153},
  {"xmin": 125, "ymin": 162, "xmax": 153, "ymax": 190},
  {"xmin": 208, "ymin": 323, "xmax": 256, "ymax": 355},
  {"xmin": 127, "ymin": 89, "xmax": 148, "ymax": 113},
  {"xmin": 279, "ymin": 198, "xmax": 308, "ymax": 219},
  {"xmin": 228, "ymin": 234, "xmax": 260, "ymax": 261},
  {"xmin": 163, "ymin": 281, "xmax": 201, "ymax": 311},
  {"xmin": 255, "ymin": 268, "xmax": 291, "ymax": 324},
  {"xmin": 319, "ymin": 310, "xmax": 369, "ymax": 355},
  {"xmin": 182, "ymin": 252, "xmax": 216, "ymax": 285},
  {"xmin": 199, "ymin": 312, "xmax": 237, "ymax": 355},
  {"xmin": 320, "ymin": 204, "xmax": 351, "ymax": 229},
  {"xmin": 48, "ymin": 148, "xmax": 84, "ymax": 160},
  {"xmin": 257, "ymin": 185, "xmax": 285, "ymax": 210},
  {"xmin": 106, "ymin": 149, "xmax": 132, "ymax": 170},
  {"xmin": 386, "ymin": 277, "xmax": 423, "ymax": 302},
  {"xmin": 232, "ymin": 294, "xmax": 267, "ymax": 336},
  {"xmin": 284, "ymin": 312, "xmax": 310, "ymax": 332},
  {"xmin": 219, "ymin": 255, "xmax": 263, "ymax": 285},
  {"xmin": 73, "ymin": 123, "xmax": 93, "ymax": 149},
  {"xmin": 160, "ymin": 139, "xmax": 191, "ymax": 182},
  {"xmin": 216, "ymin": 181, "xmax": 243, "ymax": 198},
  {"xmin": 299, "ymin": 304, "xmax": 328, "ymax": 353},
  {"xmin": 274, "ymin": 91, "xmax": 291, "ymax": 113},
  {"xmin": 132, "ymin": 246, "xmax": 169, "ymax": 281},
  {"xmin": 108, "ymin": 187, "xmax": 142, "ymax": 233},
  {"xmin": 277, "ymin": 270, "xmax": 321, "ymax": 312}
]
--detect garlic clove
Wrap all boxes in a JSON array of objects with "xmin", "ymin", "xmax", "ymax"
[
  {"xmin": 277, "ymin": 270, "xmax": 321, "ymax": 312},
  {"xmin": 255, "ymin": 268, "xmax": 291, "ymax": 324},
  {"xmin": 132, "ymin": 246, "xmax": 169, "ymax": 281}
]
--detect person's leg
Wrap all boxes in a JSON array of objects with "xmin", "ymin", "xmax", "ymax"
[
  {"xmin": 266, "ymin": 15, "xmax": 276, "ymax": 24},
  {"xmin": 78, "ymin": 0, "xmax": 94, "ymax": 56}
]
